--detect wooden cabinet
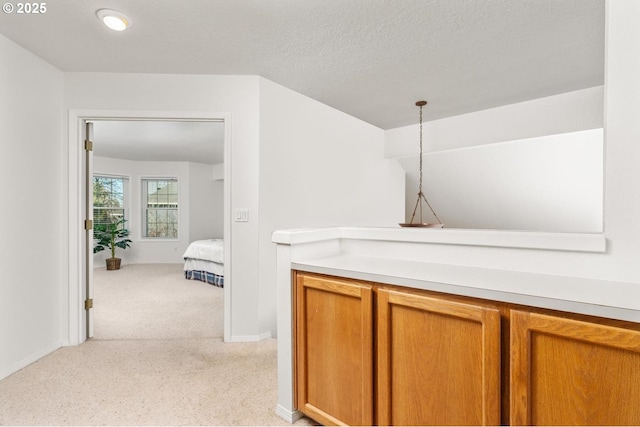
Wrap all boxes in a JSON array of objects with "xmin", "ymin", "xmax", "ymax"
[
  {"xmin": 294, "ymin": 272, "xmax": 640, "ymax": 426},
  {"xmin": 377, "ymin": 288, "xmax": 501, "ymax": 426},
  {"xmin": 295, "ymin": 273, "xmax": 374, "ymax": 426},
  {"xmin": 295, "ymin": 272, "xmax": 500, "ymax": 426},
  {"xmin": 510, "ymin": 310, "xmax": 640, "ymax": 426}
]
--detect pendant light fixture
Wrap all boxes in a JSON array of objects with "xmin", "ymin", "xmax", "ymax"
[{"xmin": 399, "ymin": 101, "xmax": 444, "ymax": 228}]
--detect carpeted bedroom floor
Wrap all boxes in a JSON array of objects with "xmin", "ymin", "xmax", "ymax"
[{"xmin": 0, "ymin": 263, "xmax": 312, "ymax": 426}]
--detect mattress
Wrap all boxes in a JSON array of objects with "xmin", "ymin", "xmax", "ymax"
[{"xmin": 182, "ymin": 239, "xmax": 224, "ymax": 263}]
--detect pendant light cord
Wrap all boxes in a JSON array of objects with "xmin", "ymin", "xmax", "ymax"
[
  {"xmin": 409, "ymin": 101, "xmax": 442, "ymax": 225},
  {"xmin": 419, "ymin": 104, "xmax": 424, "ymax": 195}
]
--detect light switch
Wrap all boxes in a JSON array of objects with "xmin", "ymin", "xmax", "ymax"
[{"xmin": 235, "ymin": 208, "xmax": 249, "ymax": 222}]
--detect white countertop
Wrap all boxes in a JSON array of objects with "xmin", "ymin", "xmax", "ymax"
[
  {"xmin": 273, "ymin": 226, "xmax": 638, "ymax": 323},
  {"xmin": 291, "ymin": 253, "xmax": 640, "ymax": 323}
]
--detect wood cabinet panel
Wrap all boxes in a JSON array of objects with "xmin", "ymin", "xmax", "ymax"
[
  {"xmin": 510, "ymin": 310, "xmax": 640, "ymax": 425},
  {"xmin": 293, "ymin": 271, "xmax": 640, "ymax": 426},
  {"xmin": 377, "ymin": 288, "xmax": 501, "ymax": 426},
  {"xmin": 295, "ymin": 273, "xmax": 374, "ymax": 426}
]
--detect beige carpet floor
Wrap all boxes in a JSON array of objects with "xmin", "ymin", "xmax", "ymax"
[{"xmin": 0, "ymin": 263, "xmax": 311, "ymax": 426}]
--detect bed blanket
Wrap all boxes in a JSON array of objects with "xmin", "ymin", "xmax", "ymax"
[
  {"xmin": 182, "ymin": 239, "xmax": 224, "ymax": 263},
  {"xmin": 185, "ymin": 270, "xmax": 223, "ymax": 288}
]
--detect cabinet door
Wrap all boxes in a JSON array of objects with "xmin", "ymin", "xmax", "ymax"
[
  {"xmin": 295, "ymin": 273, "xmax": 374, "ymax": 426},
  {"xmin": 510, "ymin": 310, "xmax": 640, "ymax": 425},
  {"xmin": 377, "ymin": 288, "xmax": 501, "ymax": 426}
]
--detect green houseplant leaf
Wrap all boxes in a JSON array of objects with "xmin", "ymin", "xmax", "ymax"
[{"xmin": 93, "ymin": 218, "xmax": 132, "ymax": 258}]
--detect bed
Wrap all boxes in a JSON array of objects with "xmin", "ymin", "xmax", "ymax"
[{"xmin": 183, "ymin": 239, "xmax": 224, "ymax": 287}]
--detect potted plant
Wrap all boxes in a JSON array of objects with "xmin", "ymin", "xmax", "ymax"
[{"xmin": 93, "ymin": 217, "xmax": 132, "ymax": 270}]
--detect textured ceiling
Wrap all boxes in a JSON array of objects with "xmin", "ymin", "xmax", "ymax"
[{"xmin": 0, "ymin": 0, "xmax": 604, "ymax": 129}]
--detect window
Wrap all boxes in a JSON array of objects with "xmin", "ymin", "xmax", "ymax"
[
  {"xmin": 142, "ymin": 178, "xmax": 178, "ymax": 238},
  {"xmin": 93, "ymin": 175, "xmax": 127, "ymax": 227}
]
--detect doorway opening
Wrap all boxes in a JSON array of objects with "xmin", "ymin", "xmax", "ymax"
[{"xmin": 68, "ymin": 110, "xmax": 232, "ymax": 346}]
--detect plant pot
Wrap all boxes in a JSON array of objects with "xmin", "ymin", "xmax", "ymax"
[{"xmin": 106, "ymin": 258, "xmax": 121, "ymax": 270}]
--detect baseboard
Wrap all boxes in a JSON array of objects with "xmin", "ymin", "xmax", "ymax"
[
  {"xmin": 227, "ymin": 330, "xmax": 273, "ymax": 343},
  {"xmin": 0, "ymin": 341, "xmax": 62, "ymax": 381},
  {"xmin": 276, "ymin": 404, "xmax": 303, "ymax": 423},
  {"xmin": 257, "ymin": 330, "xmax": 272, "ymax": 341}
]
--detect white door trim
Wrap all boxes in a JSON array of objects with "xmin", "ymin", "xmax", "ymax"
[
  {"xmin": 67, "ymin": 109, "xmax": 232, "ymax": 346},
  {"xmin": 85, "ymin": 121, "xmax": 94, "ymax": 339}
]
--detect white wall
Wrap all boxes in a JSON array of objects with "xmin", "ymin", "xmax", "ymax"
[
  {"xmin": 94, "ymin": 156, "xmax": 219, "ymax": 266},
  {"xmin": 258, "ymin": 78, "xmax": 405, "ymax": 336},
  {"xmin": 0, "ymin": 34, "xmax": 64, "ymax": 379},
  {"xmin": 388, "ymin": 87, "xmax": 605, "ymax": 230},
  {"xmin": 385, "ymin": 86, "xmax": 604, "ymax": 157},
  {"xmin": 603, "ymin": 0, "xmax": 640, "ymax": 283},
  {"xmin": 63, "ymin": 73, "xmax": 261, "ymax": 340},
  {"xmin": 395, "ymin": 129, "xmax": 603, "ymax": 232},
  {"xmin": 189, "ymin": 162, "xmax": 223, "ymax": 241},
  {"xmin": 211, "ymin": 162, "xmax": 225, "ymax": 181},
  {"xmin": 363, "ymin": 0, "xmax": 640, "ymax": 289},
  {"xmin": 65, "ymin": 73, "xmax": 405, "ymax": 342}
]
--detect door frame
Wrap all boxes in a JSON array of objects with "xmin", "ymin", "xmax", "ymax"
[{"xmin": 67, "ymin": 109, "xmax": 232, "ymax": 346}]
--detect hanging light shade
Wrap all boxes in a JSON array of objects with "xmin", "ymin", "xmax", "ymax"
[{"xmin": 399, "ymin": 101, "xmax": 444, "ymax": 228}]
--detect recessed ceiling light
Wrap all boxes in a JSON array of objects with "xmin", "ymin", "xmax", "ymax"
[{"xmin": 96, "ymin": 9, "xmax": 132, "ymax": 31}]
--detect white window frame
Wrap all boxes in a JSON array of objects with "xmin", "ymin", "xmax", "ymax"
[
  {"xmin": 93, "ymin": 174, "xmax": 129, "ymax": 228},
  {"xmin": 141, "ymin": 177, "xmax": 179, "ymax": 240}
]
